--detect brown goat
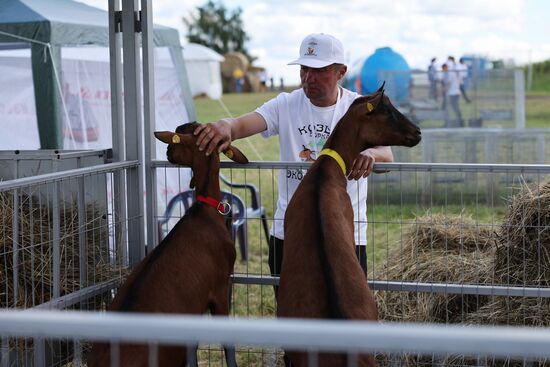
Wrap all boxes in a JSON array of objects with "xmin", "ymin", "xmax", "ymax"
[
  {"xmin": 87, "ymin": 122, "xmax": 247, "ymax": 367},
  {"xmin": 277, "ymin": 87, "xmax": 421, "ymax": 367}
]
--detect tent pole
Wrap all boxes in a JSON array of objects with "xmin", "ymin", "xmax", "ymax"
[
  {"xmin": 170, "ymin": 46, "xmax": 197, "ymax": 122},
  {"xmin": 31, "ymin": 43, "xmax": 63, "ymax": 149}
]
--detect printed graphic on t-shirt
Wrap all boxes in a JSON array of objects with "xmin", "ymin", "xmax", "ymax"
[
  {"xmin": 299, "ymin": 145, "xmax": 315, "ymax": 162},
  {"xmin": 290, "ymin": 121, "xmax": 333, "ymax": 180}
]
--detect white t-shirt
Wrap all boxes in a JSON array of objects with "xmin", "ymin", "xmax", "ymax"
[
  {"xmin": 455, "ymin": 63, "xmax": 468, "ymax": 84},
  {"xmin": 443, "ymin": 70, "xmax": 461, "ymax": 96},
  {"xmin": 256, "ymin": 87, "xmax": 368, "ymax": 246}
]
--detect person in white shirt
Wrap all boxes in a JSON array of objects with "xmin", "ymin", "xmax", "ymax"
[
  {"xmin": 193, "ymin": 33, "xmax": 393, "ymax": 286},
  {"xmin": 428, "ymin": 57, "xmax": 438, "ymax": 101},
  {"xmin": 441, "ymin": 63, "xmax": 463, "ymax": 127},
  {"xmin": 457, "ymin": 57, "xmax": 471, "ymax": 103}
]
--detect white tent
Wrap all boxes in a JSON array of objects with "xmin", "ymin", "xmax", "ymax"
[
  {"xmin": 182, "ymin": 43, "xmax": 224, "ymax": 100},
  {"xmin": 0, "ymin": 46, "xmax": 193, "ymax": 209}
]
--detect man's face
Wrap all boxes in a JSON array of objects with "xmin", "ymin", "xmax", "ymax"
[{"xmin": 300, "ymin": 64, "xmax": 346, "ymax": 103}]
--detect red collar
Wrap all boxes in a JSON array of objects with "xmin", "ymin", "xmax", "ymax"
[{"xmin": 196, "ymin": 195, "xmax": 231, "ymax": 215}]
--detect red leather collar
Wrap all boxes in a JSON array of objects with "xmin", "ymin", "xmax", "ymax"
[{"xmin": 196, "ymin": 195, "xmax": 231, "ymax": 215}]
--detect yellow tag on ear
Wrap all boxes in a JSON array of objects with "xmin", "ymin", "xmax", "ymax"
[
  {"xmin": 224, "ymin": 149, "xmax": 234, "ymax": 159},
  {"xmin": 171, "ymin": 134, "xmax": 181, "ymax": 144},
  {"xmin": 367, "ymin": 102, "xmax": 374, "ymax": 113}
]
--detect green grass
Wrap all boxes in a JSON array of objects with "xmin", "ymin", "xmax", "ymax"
[{"xmin": 525, "ymin": 93, "xmax": 550, "ymax": 128}]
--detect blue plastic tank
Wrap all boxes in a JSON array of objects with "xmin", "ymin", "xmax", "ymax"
[{"xmin": 346, "ymin": 47, "xmax": 411, "ymax": 104}]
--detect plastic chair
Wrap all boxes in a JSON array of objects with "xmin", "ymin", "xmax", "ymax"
[
  {"xmin": 219, "ymin": 174, "xmax": 270, "ymax": 248},
  {"xmin": 157, "ymin": 190, "xmax": 249, "ymax": 260}
]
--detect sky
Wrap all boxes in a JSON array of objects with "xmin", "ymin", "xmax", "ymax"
[{"xmin": 78, "ymin": 0, "xmax": 550, "ymax": 86}]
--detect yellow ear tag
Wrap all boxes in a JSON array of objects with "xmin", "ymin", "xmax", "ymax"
[
  {"xmin": 171, "ymin": 134, "xmax": 181, "ymax": 144},
  {"xmin": 224, "ymin": 149, "xmax": 234, "ymax": 159},
  {"xmin": 367, "ymin": 102, "xmax": 374, "ymax": 113}
]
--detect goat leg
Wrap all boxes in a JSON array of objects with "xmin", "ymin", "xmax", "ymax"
[
  {"xmin": 224, "ymin": 345, "xmax": 237, "ymax": 367},
  {"xmin": 186, "ymin": 344, "xmax": 198, "ymax": 367}
]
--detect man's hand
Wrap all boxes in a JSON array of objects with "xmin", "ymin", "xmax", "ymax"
[
  {"xmin": 348, "ymin": 150, "xmax": 375, "ymax": 180},
  {"xmin": 194, "ymin": 120, "xmax": 232, "ymax": 156}
]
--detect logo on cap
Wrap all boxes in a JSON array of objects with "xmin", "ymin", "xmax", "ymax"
[{"xmin": 305, "ymin": 47, "xmax": 316, "ymax": 56}]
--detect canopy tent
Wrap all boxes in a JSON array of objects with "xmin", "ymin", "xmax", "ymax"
[
  {"xmin": 182, "ymin": 43, "xmax": 224, "ymax": 100},
  {"xmin": 0, "ymin": 0, "xmax": 196, "ymax": 149}
]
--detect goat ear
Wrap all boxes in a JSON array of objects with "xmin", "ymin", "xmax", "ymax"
[
  {"xmin": 223, "ymin": 145, "xmax": 249, "ymax": 164},
  {"xmin": 154, "ymin": 131, "xmax": 193, "ymax": 145},
  {"xmin": 154, "ymin": 131, "xmax": 174, "ymax": 144},
  {"xmin": 365, "ymin": 91, "xmax": 384, "ymax": 114}
]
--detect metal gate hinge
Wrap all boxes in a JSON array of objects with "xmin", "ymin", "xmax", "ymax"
[
  {"xmin": 135, "ymin": 10, "xmax": 142, "ymax": 33},
  {"xmin": 113, "ymin": 10, "xmax": 142, "ymax": 33},
  {"xmin": 114, "ymin": 10, "xmax": 122, "ymax": 33}
]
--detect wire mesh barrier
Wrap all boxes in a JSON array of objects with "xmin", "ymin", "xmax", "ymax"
[
  {"xmin": 2, "ymin": 160, "xmax": 550, "ymax": 365},
  {"xmin": 0, "ymin": 161, "xmax": 138, "ymax": 310}
]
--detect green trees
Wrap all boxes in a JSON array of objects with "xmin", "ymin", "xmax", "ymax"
[{"xmin": 183, "ymin": 0, "xmax": 255, "ymax": 62}]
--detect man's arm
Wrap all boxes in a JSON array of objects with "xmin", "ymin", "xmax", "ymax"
[
  {"xmin": 348, "ymin": 146, "xmax": 393, "ymax": 180},
  {"xmin": 194, "ymin": 112, "xmax": 268, "ymax": 156}
]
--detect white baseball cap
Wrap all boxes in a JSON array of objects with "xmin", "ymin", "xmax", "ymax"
[{"xmin": 288, "ymin": 33, "xmax": 345, "ymax": 68}]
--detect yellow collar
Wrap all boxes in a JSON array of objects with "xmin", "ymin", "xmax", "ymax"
[{"xmin": 318, "ymin": 148, "xmax": 346, "ymax": 176}]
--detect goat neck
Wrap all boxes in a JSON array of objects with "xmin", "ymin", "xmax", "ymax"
[
  {"xmin": 191, "ymin": 153, "xmax": 222, "ymax": 202},
  {"xmin": 322, "ymin": 123, "xmax": 361, "ymax": 176}
]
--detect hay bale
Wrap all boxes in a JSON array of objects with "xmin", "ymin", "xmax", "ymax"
[
  {"xmin": 494, "ymin": 178, "xmax": 550, "ymax": 287},
  {"xmin": 221, "ymin": 52, "xmax": 249, "ymax": 78},
  {"xmin": 376, "ymin": 213, "xmax": 497, "ymax": 323},
  {"xmin": 403, "ymin": 213, "xmax": 497, "ymax": 253},
  {"xmin": 0, "ymin": 192, "xmax": 126, "ymax": 309},
  {"xmin": 465, "ymin": 296, "xmax": 550, "ymax": 327},
  {"xmin": 376, "ymin": 250, "xmax": 494, "ymax": 323},
  {"xmin": 458, "ymin": 178, "xmax": 550, "ymax": 329}
]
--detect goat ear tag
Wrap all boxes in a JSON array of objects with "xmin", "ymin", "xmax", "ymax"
[
  {"xmin": 171, "ymin": 134, "xmax": 181, "ymax": 144},
  {"xmin": 367, "ymin": 102, "xmax": 374, "ymax": 113},
  {"xmin": 224, "ymin": 149, "xmax": 234, "ymax": 159}
]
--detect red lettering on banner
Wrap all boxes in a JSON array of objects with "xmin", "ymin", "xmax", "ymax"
[
  {"xmin": 80, "ymin": 87, "xmax": 91, "ymax": 99},
  {"xmin": 95, "ymin": 90, "xmax": 110, "ymax": 100}
]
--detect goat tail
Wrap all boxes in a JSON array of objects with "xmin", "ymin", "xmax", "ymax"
[{"xmin": 315, "ymin": 171, "xmax": 346, "ymax": 320}]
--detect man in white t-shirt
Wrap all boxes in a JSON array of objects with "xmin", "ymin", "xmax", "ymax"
[
  {"xmin": 456, "ymin": 57, "xmax": 471, "ymax": 103},
  {"xmin": 442, "ymin": 63, "xmax": 463, "ymax": 127},
  {"xmin": 194, "ymin": 33, "xmax": 393, "ymax": 284}
]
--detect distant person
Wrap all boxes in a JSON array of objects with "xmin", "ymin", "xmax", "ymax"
[
  {"xmin": 428, "ymin": 57, "xmax": 438, "ymax": 101},
  {"xmin": 233, "ymin": 67, "xmax": 244, "ymax": 93},
  {"xmin": 279, "ymin": 76, "xmax": 284, "ymax": 91},
  {"xmin": 269, "ymin": 76, "xmax": 274, "ymax": 91},
  {"xmin": 441, "ymin": 63, "xmax": 463, "ymax": 127},
  {"xmin": 447, "ymin": 55, "xmax": 456, "ymax": 70},
  {"xmin": 193, "ymin": 33, "xmax": 393, "ymax": 282},
  {"xmin": 457, "ymin": 57, "xmax": 471, "ymax": 103}
]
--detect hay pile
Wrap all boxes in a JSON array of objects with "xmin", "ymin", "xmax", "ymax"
[
  {"xmin": 494, "ymin": 179, "xmax": 550, "ymax": 287},
  {"xmin": 465, "ymin": 178, "xmax": 550, "ymax": 327},
  {"xmin": 376, "ymin": 213, "xmax": 497, "ymax": 323},
  {"xmin": 0, "ymin": 192, "xmax": 126, "ymax": 309},
  {"xmin": 377, "ymin": 177, "xmax": 550, "ymax": 328}
]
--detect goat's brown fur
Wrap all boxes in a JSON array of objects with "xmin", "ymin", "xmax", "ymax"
[
  {"xmin": 87, "ymin": 122, "xmax": 248, "ymax": 367},
  {"xmin": 278, "ymin": 89, "xmax": 421, "ymax": 367}
]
